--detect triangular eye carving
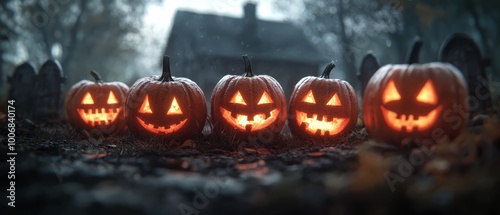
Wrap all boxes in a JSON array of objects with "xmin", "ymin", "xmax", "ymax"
[
  {"xmin": 258, "ymin": 92, "xmax": 273, "ymax": 104},
  {"xmin": 416, "ymin": 80, "xmax": 438, "ymax": 105},
  {"xmin": 382, "ymin": 80, "xmax": 401, "ymax": 104},
  {"xmin": 167, "ymin": 98, "xmax": 183, "ymax": 115},
  {"xmin": 302, "ymin": 90, "xmax": 316, "ymax": 104},
  {"xmin": 326, "ymin": 93, "xmax": 342, "ymax": 106},
  {"xmin": 139, "ymin": 95, "xmax": 152, "ymax": 113},
  {"xmin": 81, "ymin": 92, "xmax": 94, "ymax": 104},
  {"xmin": 230, "ymin": 91, "xmax": 246, "ymax": 105},
  {"xmin": 107, "ymin": 91, "xmax": 118, "ymax": 104}
]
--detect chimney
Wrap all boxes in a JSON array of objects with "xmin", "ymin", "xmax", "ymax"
[{"xmin": 242, "ymin": 3, "xmax": 257, "ymax": 37}]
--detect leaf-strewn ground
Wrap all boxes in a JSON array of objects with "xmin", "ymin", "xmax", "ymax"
[{"xmin": 2, "ymin": 113, "xmax": 500, "ymax": 215}]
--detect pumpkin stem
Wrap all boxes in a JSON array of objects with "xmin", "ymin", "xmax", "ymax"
[
  {"xmin": 159, "ymin": 55, "xmax": 174, "ymax": 82},
  {"xmin": 242, "ymin": 54, "xmax": 255, "ymax": 77},
  {"xmin": 407, "ymin": 36, "xmax": 423, "ymax": 64},
  {"xmin": 90, "ymin": 70, "xmax": 104, "ymax": 84},
  {"xmin": 320, "ymin": 62, "xmax": 336, "ymax": 79}
]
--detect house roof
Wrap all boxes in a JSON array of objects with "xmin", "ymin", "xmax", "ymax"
[{"xmin": 166, "ymin": 10, "xmax": 327, "ymax": 64}]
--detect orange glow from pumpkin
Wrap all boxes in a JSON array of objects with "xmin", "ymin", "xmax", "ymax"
[
  {"xmin": 257, "ymin": 92, "xmax": 273, "ymax": 104},
  {"xmin": 139, "ymin": 95, "xmax": 152, "ymax": 113},
  {"xmin": 230, "ymin": 91, "xmax": 246, "ymax": 105},
  {"xmin": 107, "ymin": 91, "xmax": 119, "ymax": 104},
  {"xmin": 382, "ymin": 80, "xmax": 401, "ymax": 104},
  {"xmin": 380, "ymin": 79, "xmax": 441, "ymax": 132},
  {"xmin": 167, "ymin": 98, "xmax": 183, "ymax": 115},
  {"xmin": 326, "ymin": 93, "xmax": 342, "ymax": 106},
  {"xmin": 295, "ymin": 110, "xmax": 349, "ymax": 136},
  {"xmin": 81, "ymin": 92, "xmax": 94, "ymax": 104},
  {"xmin": 380, "ymin": 105, "xmax": 442, "ymax": 132},
  {"xmin": 416, "ymin": 80, "xmax": 438, "ymax": 105},
  {"xmin": 302, "ymin": 90, "xmax": 316, "ymax": 103},
  {"xmin": 77, "ymin": 91, "xmax": 122, "ymax": 126},
  {"xmin": 220, "ymin": 107, "xmax": 279, "ymax": 131},
  {"xmin": 136, "ymin": 95, "xmax": 187, "ymax": 134},
  {"xmin": 77, "ymin": 107, "xmax": 121, "ymax": 126},
  {"xmin": 136, "ymin": 117, "xmax": 187, "ymax": 134}
]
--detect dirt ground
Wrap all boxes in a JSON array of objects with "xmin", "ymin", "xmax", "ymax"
[{"xmin": 2, "ymin": 114, "xmax": 500, "ymax": 215}]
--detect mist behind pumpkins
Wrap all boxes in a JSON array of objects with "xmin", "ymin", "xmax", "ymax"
[{"xmin": 1, "ymin": 0, "xmax": 499, "ymax": 100}]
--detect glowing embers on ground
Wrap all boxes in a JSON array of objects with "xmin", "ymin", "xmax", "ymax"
[
  {"xmin": 220, "ymin": 107, "xmax": 279, "ymax": 132},
  {"xmin": 295, "ymin": 110, "xmax": 349, "ymax": 136},
  {"xmin": 77, "ymin": 107, "xmax": 122, "ymax": 126},
  {"xmin": 136, "ymin": 117, "xmax": 187, "ymax": 134},
  {"xmin": 380, "ymin": 105, "xmax": 442, "ymax": 132}
]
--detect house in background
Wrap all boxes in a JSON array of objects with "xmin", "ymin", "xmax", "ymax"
[{"xmin": 164, "ymin": 3, "xmax": 326, "ymax": 99}]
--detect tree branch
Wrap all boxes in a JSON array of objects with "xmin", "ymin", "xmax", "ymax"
[{"xmin": 61, "ymin": 0, "xmax": 88, "ymax": 73}]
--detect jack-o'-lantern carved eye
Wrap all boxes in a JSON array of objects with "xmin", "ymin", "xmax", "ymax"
[
  {"xmin": 258, "ymin": 92, "xmax": 273, "ymax": 104},
  {"xmin": 302, "ymin": 90, "xmax": 316, "ymax": 104},
  {"xmin": 167, "ymin": 98, "xmax": 183, "ymax": 115},
  {"xmin": 416, "ymin": 80, "xmax": 437, "ymax": 105},
  {"xmin": 107, "ymin": 91, "xmax": 118, "ymax": 104},
  {"xmin": 326, "ymin": 93, "xmax": 342, "ymax": 106},
  {"xmin": 81, "ymin": 92, "xmax": 94, "ymax": 104},
  {"xmin": 382, "ymin": 80, "xmax": 401, "ymax": 104},
  {"xmin": 139, "ymin": 95, "xmax": 152, "ymax": 113},
  {"xmin": 230, "ymin": 91, "xmax": 246, "ymax": 105}
]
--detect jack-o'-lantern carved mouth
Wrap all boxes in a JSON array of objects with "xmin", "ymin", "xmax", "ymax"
[
  {"xmin": 380, "ymin": 106, "xmax": 442, "ymax": 132},
  {"xmin": 220, "ymin": 107, "xmax": 279, "ymax": 132},
  {"xmin": 219, "ymin": 91, "xmax": 279, "ymax": 132},
  {"xmin": 77, "ymin": 91, "xmax": 122, "ymax": 126},
  {"xmin": 295, "ymin": 110, "xmax": 349, "ymax": 136},
  {"xmin": 380, "ymin": 80, "xmax": 442, "ymax": 132},
  {"xmin": 294, "ymin": 90, "xmax": 350, "ymax": 136},
  {"xmin": 77, "ymin": 108, "xmax": 121, "ymax": 126},
  {"xmin": 136, "ymin": 117, "xmax": 187, "ymax": 134}
]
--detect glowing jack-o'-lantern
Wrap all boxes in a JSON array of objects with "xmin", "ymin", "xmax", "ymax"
[
  {"xmin": 288, "ymin": 62, "xmax": 357, "ymax": 140},
  {"xmin": 64, "ymin": 70, "xmax": 129, "ymax": 134},
  {"xmin": 363, "ymin": 63, "xmax": 468, "ymax": 144},
  {"xmin": 126, "ymin": 56, "xmax": 207, "ymax": 139},
  {"xmin": 211, "ymin": 55, "xmax": 287, "ymax": 137}
]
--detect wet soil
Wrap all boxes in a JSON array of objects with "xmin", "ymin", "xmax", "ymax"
[{"xmin": 2, "ymin": 116, "xmax": 500, "ymax": 215}]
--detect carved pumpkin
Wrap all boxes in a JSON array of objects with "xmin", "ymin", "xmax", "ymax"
[
  {"xmin": 64, "ymin": 70, "xmax": 129, "ymax": 134},
  {"xmin": 211, "ymin": 55, "xmax": 287, "ymax": 137},
  {"xmin": 126, "ymin": 56, "xmax": 207, "ymax": 139},
  {"xmin": 288, "ymin": 62, "xmax": 357, "ymax": 140},
  {"xmin": 362, "ymin": 63, "xmax": 468, "ymax": 144}
]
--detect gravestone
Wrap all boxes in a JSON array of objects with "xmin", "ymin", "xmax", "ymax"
[
  {"xmin": 439, "ymin": 33, "xmax": 491, "ymax": 115},
  {"xmin": 358, "ymin": 53, "xmax": 380, "ymax": 97},
  {"xmin": 407, "ymin": 37, "xmax": 423, "ymax": 64},
  {"xmin": 8, "ymin": 62, "xmax": 37, "ymax": 118},
  {"xmin": 33, "ymin": 59, "xmax": 65, "ymax": 121}
]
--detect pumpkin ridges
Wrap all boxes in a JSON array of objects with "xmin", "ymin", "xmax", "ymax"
[
  {"xmin": 259, "ymin": 75, "xmax": 287, "ymax": 126},
  {"xmin": 179, "ymin": 78, "xmax": 207, "ymax": 122},
  {"xmin": 362, "ymin": 62, "xmax": 468, "ymax": 144}
]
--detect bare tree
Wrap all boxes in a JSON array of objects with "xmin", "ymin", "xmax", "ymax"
[
  {"xmin": 1, "ymin": 0, "xmax": 149, "ymax": 94},
  {"xmin": 277, "ymin": 0, "xmax": 402, "ymax": 86}
]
